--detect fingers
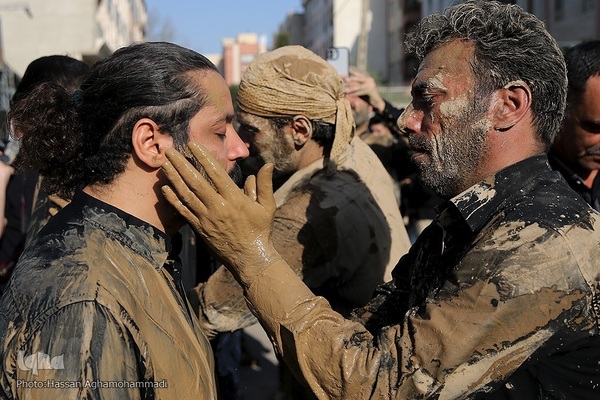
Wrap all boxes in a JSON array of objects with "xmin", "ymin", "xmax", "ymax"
[
  {"xmin": 161, "ymin": 185, "xmax": 205, "ymax": 227},
  {"xmin": 244, "ymin": 175, "xmax": 257, "ymax": 202},
  {"xmin": 162, "ymin": 150, "xmax": 216, "ymax": 211},
  {"xmin": 348, "ymin": 67, "xmax": 362, "ymax": 78},
  {"xmin": 187, "ymin": 142, "xmax": 236, "ymax": 197},
  {"xmin": 256, "ymin": 163, "xmax": 275, "ymax": 212}
]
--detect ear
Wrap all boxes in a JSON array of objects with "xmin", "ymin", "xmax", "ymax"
[
  {"xmin": 492, "ymin": 80, "xmax": 532, "ymax": 132},
  {"xmin": 131, "ymin": 118, "xmax": 174, "ymax": 169},
  {"xmin": 291, "ymin": 115, "xmax": 313, "ymax": 146}
]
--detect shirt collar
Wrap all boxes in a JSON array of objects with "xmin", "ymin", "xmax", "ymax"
[
  {"xmin": 70, "ymin": 190, "xmax": 172, "ymax": 268},
  {"xmin": 443, "ymin": 154, "xmax": 551, "ymax": 233}
]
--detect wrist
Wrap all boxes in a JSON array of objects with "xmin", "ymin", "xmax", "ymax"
[{"xmin": 234, "ymin": 242, "xmax": 284, "ymax": 288}]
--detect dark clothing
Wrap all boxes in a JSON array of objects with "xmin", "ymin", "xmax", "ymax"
[
  {"xmin": 377, "ymin": 100, "xmax": 405, "ymax": 130},
  {"xmin": 0, "ymin": 191, "xmax": 217, "ymax": 399},
  {"xmin": 548, "ymin": 151, "xmax": 600, "ymax": 211},
  {"xmin": 0, "ymin": 173, "xmax": 36, "ymax": 285},
  {"xmin": 245, "ymin": 154, "xmax": 600, "ymax": 398}
]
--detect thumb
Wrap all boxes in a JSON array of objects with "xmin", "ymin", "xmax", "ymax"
[{"xmin": 256, "ymin": 163, "xmax": 275, "ymax": 212}]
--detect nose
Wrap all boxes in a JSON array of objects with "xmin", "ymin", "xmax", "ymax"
[
  {"xmin": 397, "ymin": 103, "xmax": 421, "ymax": 136},
  {"xmin": 227, "ymin": 125, "xmax": 250, "ymax": 160}
]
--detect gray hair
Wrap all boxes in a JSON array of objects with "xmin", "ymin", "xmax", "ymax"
[{"xmin": 405, "ymin": 0, "xmax": 567, "ymax": 149}]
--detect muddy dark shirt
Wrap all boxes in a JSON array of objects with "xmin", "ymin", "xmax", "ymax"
[
  {"xmin": 0, "ymin": 191, "xmax": 217, "ymax": 399},
  {"xmin": 243, "ymin": 154, "xmax": 600, "ymax": 399},
  {"xmin": 548, "ymin": 152, "xmax": 600, "ymax": 211}
]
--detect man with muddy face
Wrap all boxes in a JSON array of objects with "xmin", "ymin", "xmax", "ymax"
[
  {"xmin": 236, "ymin": 111, "xmax": 298, "ymax": 185},
  {"xmin": 549, "ymin": 40, "xmax": 600, "ymax": 211},
  {"xmin": 162, "ymin": 1, "xmax": 600, "ymax": 399},
  {"xmin": 400, "ymin": 42, "xmax": 491, "ymax": 199},
  {"xmin": 0, "ymin": 42, "xmax": 248, "ymax": 399}
]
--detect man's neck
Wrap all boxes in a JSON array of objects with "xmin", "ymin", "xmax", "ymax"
[
  {"xmin": 83, "ymin": 165, "xmax": 183, "ymax": 236},
  {"xmin": 297, "ymin": 140, "xmax": 325, "ymax": 170},
  {"xmin": 576, "ymin": 168, "xmax": 598, "ymax": 189}
]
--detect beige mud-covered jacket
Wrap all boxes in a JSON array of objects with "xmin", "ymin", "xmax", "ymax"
[
  {"xmin": 0, "ymin": 191, "xmax": 217, "ymax": 399},
  {"xmin": 192, "ymin": 137, "xmax": 411, "ymax": 335},
  {"xmin": 242, "ymin": 155, "xmax": 600, "ymax": 399}
]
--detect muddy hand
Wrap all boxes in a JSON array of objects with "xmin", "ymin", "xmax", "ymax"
[{"xmin": 161, "ymin": 142, "xmax": 281, "ymax": 287}]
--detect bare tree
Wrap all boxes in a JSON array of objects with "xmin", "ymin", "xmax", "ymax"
[{"xmin": 147, "ymin": 8, "xmax": 177, "ymax": 42}]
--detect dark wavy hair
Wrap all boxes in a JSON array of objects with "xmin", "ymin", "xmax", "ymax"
[
  {"xmin": 9, "ymin": 41, "xmax": 218, "ymax": 198},
  {"xmin": 10, "ymin": 55, "xmax": 90, "ymax": 106},
  {"xmin": 405, "ymin": 0, "xmax": 567, "ymax": 150}
]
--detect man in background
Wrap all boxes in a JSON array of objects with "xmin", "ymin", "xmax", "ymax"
[
  {"xmin": 345, "ymin": 69, "xmax": 407, "ymax": 204},
  {"xmin": 345, "ymin": 67, "xmax": 441, "ymax": 240},
  {"xmin": 549, "ymin": 40, "xmax": 600, "ymax": 210}
]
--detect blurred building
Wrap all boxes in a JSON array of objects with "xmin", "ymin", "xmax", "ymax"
[
  {"xmin": 273, "ymin": 0, "xmax": 416, "ymax": 84},
  {"xmin": 423, "ymin": 0, "xmax": 600, "ymax": 50},
  {"xmin": 522, "ymin": 0, "xmax": 600, "ymax": 49},
  {"xmin": 300, "ymin": 0, "xmax": 388, "ymax": 80},
  {"xmin": 0, "ymin": 0, "xmax": 146, "ymax": 115},
  {"xmin": 271, "ymin": 0, "xmax": 600, "ymax": 87},
  {"xmin": 276, "ymin": 11, "xmax": 305, "ymax": 47},
  {"xmin": 221, "ymin": 33, "xmax": 266, "ymax": 86},
  {"xmin": 205, "ymin": 53, "xmax": 222, "ymax": 72},
  {"xmin": 386, "ymin": 0, "xmax": 421, "ymax": 85},
  {"xmin": 0, "ymin": 0, "xmax": 146, "ymax": 76}
]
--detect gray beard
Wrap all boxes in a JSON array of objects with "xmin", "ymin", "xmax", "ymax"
[{"xmin": 410, "ymin": 120, "xmax": 488, "ymax": 199}]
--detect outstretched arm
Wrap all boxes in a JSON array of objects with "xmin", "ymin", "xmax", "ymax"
[{"xmin": 161, "ymin": 143, "xmax": 573, "ymax": 399}]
